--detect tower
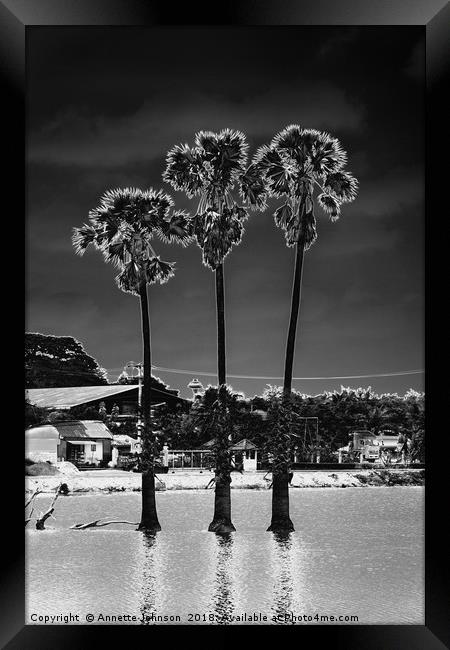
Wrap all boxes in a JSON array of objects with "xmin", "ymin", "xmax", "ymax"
[{"xmin": 188, "ymin": 378, "xmax": 204, "ymax": 400}]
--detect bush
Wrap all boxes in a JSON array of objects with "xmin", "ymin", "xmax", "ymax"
[{"xmin": 26, "ymin": 462, "xmax": 60, "ymax": 476}]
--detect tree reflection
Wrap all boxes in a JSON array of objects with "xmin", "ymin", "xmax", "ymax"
[
  {"xmin": 270, "ymin": 532, "xmax": 295, "ymax": 624},
  {"xmin": 139, "ymin": 532, "xmax": 158, "ymax": 624},
  {"xmin": 211, "ymin": 533, "xmax": 235, "ymax": 624}
]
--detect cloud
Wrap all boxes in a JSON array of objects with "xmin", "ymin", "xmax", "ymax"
[
  {"xmin": 343, "ymin": 164, "xmax": 424, "ymax": 219},
  {"xmin": 28, "ymin": 82, "xmax": 365, "ymax": 168}
]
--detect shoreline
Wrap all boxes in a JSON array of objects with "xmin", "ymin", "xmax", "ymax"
[{"xmin": 25, "ymin": 468, "xmax": 425, "ymax": 495}]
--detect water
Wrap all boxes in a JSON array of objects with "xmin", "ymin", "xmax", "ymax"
[{"xmin": 26, "ymin": 487, "xmax": 424, "ymax": 625}]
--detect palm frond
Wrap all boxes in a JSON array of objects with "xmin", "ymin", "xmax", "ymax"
[
  {"xmin": 324, "ymin": 171, "xmax": 358, "ymax": 203},
  {"xmin": 194, "ymin": 128, "xmax": 248, "ymax": 192},
  {"xmin": 253, "ymin": 145, "xmax": 293, "ymax": 197},
  {"xmin": 158, "ymin": 210, "xmax": 193, "ymax": 247},
  {"xmin": 163, "ymin": 144, "xmax": 204, "ymax": 197},
  {"xmin": 72, "ymin": 224, "xmax": 98, "ymax": 256},
  {"xmin": 102, "ymin": 239, "xmax": 129, "ymax": 269},
  {"xmin": 144, "ymin": 257, "xmax": 176, "ymax": 285},
  {"xmin": 115, "ymin": 260, "xmax": 142, "ymax": 296},
  {"xmin": 240, "ymin": 164, "xmax": 268, "ymax": 210},
  {"xmin": 139, "ymin": 188, "xmax": 174, "ymax": 227},
  {"xmin": 308, "ymin": 130, "xmax": 347, "ymax": 174},
  {"xmin": 194, "ymin": 207, "xmax": 245, "ymax": 269},
  {"xmin": 301, "ymin": 209, "xmax": 318, "ymax": 250},
  {"xmin": 273, "ymin": 202, "xmax": 293, "ymax": 230},
  {"xmin": 317, "ymin": 193, "xmax": 341, "ymax": 221}
]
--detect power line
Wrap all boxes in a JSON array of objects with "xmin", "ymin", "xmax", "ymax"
[{"xmin": 148, "ymin": 365, "xmax": 424, "ymax": 381}]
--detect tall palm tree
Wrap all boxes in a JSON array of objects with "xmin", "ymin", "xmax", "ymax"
[
  {"xmin": 252, "ymin": 125, "xmax": 358, "ymax": 531},
  {"xmin": 73, "ymin": 187, "xmax": 191, "ymax": 533},
  {"xmin": 164, "ymin": 128, "xmax": 264, "ymax": 533}
]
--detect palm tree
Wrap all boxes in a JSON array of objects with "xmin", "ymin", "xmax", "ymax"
[
  {"xmin": 73, "ymin": 187, "xmax": 191, "ymax": 533},
  {"xmin": 251, "ymin": 125, "xmax": 358, "ymax": 531},
  {"xmin": 164, "ymin": 129, "xmax": 264, "ymax": 533}
]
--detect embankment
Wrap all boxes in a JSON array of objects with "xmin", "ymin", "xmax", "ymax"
[{"xmin": 25, "ymin": 468, "xmax": 425, "ymax": 495}]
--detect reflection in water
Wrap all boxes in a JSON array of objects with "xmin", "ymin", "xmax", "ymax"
[
  {"xmin": 25, "ymin": 490, "xmax": 424, "ymax": 625},
  {"xmin": 270, "ymin": 532, "xmax": 296, "ymax": 624},
  {"xmin": 212, "ymin": 534, "xmax": 235, "ymax": 624},
  {"xmin": 139, "ymin": 532, "xmax": 158, "ymax": 624}
]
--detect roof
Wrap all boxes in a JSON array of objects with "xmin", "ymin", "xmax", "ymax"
[
  {"xmin": 26, "ymin": 420, "xmax": 113, "ymax": 440},
  {"xmin": 201, "ymin": 438, "xmax": 258, "ymax": 450},
  {"xmin": 26, "ymin": 385, "xmax": 186, "ymax": 410},
  {"xmin": 54, "ymin": 420, "xmax": 113, "ymax": 440},
  {"xmin": 229, "ymin": 438, "xmax": 258, "ymax": 451},
  {"xmin": 201, "ymin": 438, "xmax": 216, "ymax": 448},
  {"xmin": 26, "ymin": 385, "xmax": 137, "ymax": 409},
  {"xmin": 113, "ymin": 434, "xmax": 137, "ymax": 446}
]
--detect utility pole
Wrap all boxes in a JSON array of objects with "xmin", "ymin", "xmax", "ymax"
[{"xmin": 125, "ymin": 361, "xmax": 144, "ymax": 454}]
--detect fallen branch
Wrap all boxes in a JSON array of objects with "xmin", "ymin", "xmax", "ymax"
[
  {"xmin": 70, "ymin": 519, "xmax": 139, "ymax": 530},
  {"xmin": 25, "ymin": 503, "xmax": 35, "ymax": 527},
  {"xmin": 25, "ymin": 486, "xmax": 42, "ymax": 510},
  {"xmin": 36, "ymin": 484, "xmax": 62, "ymax": 530}
]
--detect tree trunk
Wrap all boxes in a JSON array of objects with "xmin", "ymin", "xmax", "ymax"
[
  {"xmin": 208, "ymin": 263, "xmax": 235, "ymax": 534},
  {"xmin": 208, "ymin": 473, "xmax": 235, "ymax": 533},
  {"xmin": 215, "ymin": 263, "xmax": 226, "ymax": 386},
  {"xmin": 269, "ymin": 232, "xmax": 306, "ymax": 533},
  {"xmin": 138, "ymin": 282, "xmax": 161, "ymax": 533},
  {"xmin": 283, "ymin": 240, "xmax": 305, "ymax": 395},
  {"xmin": 267, "ymin": 470, "xmax": 294, "ymax": 532}
]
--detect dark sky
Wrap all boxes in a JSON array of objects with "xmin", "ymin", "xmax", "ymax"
[{"xmin": 26, "ymin": 26, "xmax": 424, "ymax": 399}]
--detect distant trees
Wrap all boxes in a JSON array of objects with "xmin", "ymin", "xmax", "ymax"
[
  {"xmin": 162, "ymin": 386, "xmax": 424, "ymax": 463},
  {"xmin": 25, "ymin": 333, "xmax": 108, "ymax": 388}
]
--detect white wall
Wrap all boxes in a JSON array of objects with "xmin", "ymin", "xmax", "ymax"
[
  {"xmin": 82, "ymin": 441, "xmax": 103, "ymax": 464},
  {"xmin": 26, "ymin": 438, "xmax": 58, "ymax": 464}
]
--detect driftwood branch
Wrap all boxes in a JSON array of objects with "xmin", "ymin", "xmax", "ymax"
[
  {"xmin": 36, "ymin": 484, "xmax": 62, "ymax": 530},
  {"xmin": 25, "ymin": 503, "xmax": 35, "ymax": 528},
  {"xmin": 70, "ymin": 519, "xmax": 139, "ymax": 530},
  {"xmin": 25, "ymin": 486, "xmax": 42, "ymax": 510}
]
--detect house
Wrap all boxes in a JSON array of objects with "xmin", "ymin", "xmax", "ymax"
[
  {"xmin": 229, "ymin": 438, "xmax": 258, "ymax": 471},
  {"xmin": 201, "ymin": 438, "xmax": 259, "ymax": 471},
  {"xmin": 339, "ymin": 429, "xmax": 401, "ymax": 462},
  {"xmin": 26, "ymin": 384, "xmax": 186, "ymax": 417},
  {"xmin": 25, "ymin": 420, "xmax": 113, "ymax": 467}
]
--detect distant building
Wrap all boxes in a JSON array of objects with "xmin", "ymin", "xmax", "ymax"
[
  {"xmin": 339, "ymin": 430, "xmax": 402, "ymax": 462},
  {"xmin": 201, "ymin": 438, "xmax": 258, "ymax": 471},
  {"xmin": 25, "ymin": 420, "xmax": 114, "ymax": 467},
  {"xmin": 26, "ymin": 384, "xmax": 186, "ymax": 416},
  {"xmin": 229, "ymin": 438, "xmax": 258, "ymax": 471},
  {"xmin": 188, "ymin": 378, "xmax": 204, "ymax": 400}
]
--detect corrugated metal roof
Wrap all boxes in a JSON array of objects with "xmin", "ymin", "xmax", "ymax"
[
  {"xmin": 25, "ymin": 420, "xmax": 113, "ymax": 440},
  {"xmin": 230, "ymin": 438, "xmax": 257, "ymax": 451},
  {"xmin": 26, "ymin": 385, "xmax": 137, "ymax": 409},
  {"xmin": 53, "ymin": 420, "xmax": 113, "ymax": 440},
  {"xmin": 26, "ymin": 386, "xmax": 186, "ymax": 410},
  {"xmin": 201, "ymin": 438, "xmax": 258, "ymax": 450}
]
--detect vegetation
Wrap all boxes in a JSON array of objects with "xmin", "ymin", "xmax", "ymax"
[
  {"xmin": 249, "ymin": 125, "xmax": 358, "ymax": 531},
  {"xmin": 73, "ymin": 186, "xmax": 191, "ymax": 532},
  {"xmin": 167, "ymin": 385, "xmax": 425, "ymax": 463},
  {"xmin": 25, "ymin": 333, "xmax": 108, "ymax": 388},
  {"xmin": 164, "ymin": 129, "xmax": 266, "ymax": 533}
]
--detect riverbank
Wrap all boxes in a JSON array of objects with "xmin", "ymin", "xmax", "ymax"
[{"xmin": 25, "ymin": 467, "xmax": 425, "ymax": 495}]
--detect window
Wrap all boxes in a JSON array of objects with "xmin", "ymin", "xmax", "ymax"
[{"xmin": 91, "ymin": 444, "xmax": 97, "ymax": 452}]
